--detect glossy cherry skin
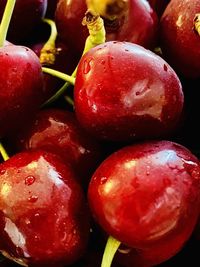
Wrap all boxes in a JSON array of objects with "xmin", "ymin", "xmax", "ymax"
[
  {"xmin": 0, "ymin": 0, "xmax": 47, "ymax": 44},
  {"xmin": 9, "ymin": 109, "xmax": 102, "ymax": 186},
  {"xmin": 0, "ymin": 150, "xmax": 90, "ymax": 266},
  {"xmin": 88, "ymin": 140, "xmax": 200, "ymax": 264},
  {"xmin": 55, "ymin": 0, "xmax": 158, "ymax": 54},
  {"xmin": 160, "ymin": 0, "xmax": 200, "ymax": 78},
  {"xmin": 74, "ymin": 41, "xmax": 184, "ymax": 141},
  {"xmin": 0, "ymin": 45, "xmax": 44, "ymax": 138}
]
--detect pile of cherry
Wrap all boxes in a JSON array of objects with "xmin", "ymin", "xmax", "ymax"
[{"xmin": 0, "ymin": 0, "xmax": 200, "ymax": 266}]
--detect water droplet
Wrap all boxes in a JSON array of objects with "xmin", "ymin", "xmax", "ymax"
[
  {"xmin": 34, "ymin": 235, "xmax": 39, "ymax": 241},
  {"xmin": 34, "ymin": 213, "xmax": 40, "ymax": 218},
  {"xmin": 25, "ymin": 218, "xmax": 31, "ymax": 225},
  {"xmin": 83, "ymin": 59, "xmax": 93, "ymax": 74},
  {"xmin": 0, "ymin": 169, "xmax": 5, "ymax": 175},
  {"xmin": 191, "ymin": 167, "xmax": 200, "ymax": 180},
  {"xmin": 163, "ymin": 64, "xmax": 168, "ymax": 71},
  {"xmin": 100, "ymin": 177, "xmax": 107, "ymax": 184},
  {"xmin": 25, "ymin": 175, "xmax": 36, "ymax": 186},
  {"xmin": 146, "ymin": 165, "xmax": 150, "ymax": 176},
  {"xmin": 28, "ymin": 195, "xmax": 38, "ymax": 203}
]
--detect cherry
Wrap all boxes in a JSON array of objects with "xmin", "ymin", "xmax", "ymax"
[
  {"xmin": 0, "ymin": 45, "xmax": 44, "ymax": 138},
  {"xmin": 0, "ymin": 0, "xmax": 47, "ymax": 44},
  {"xmin": 55, "ymin": 0, "xmax": 158, "ymax": 55},
  {"xmin": 160, "ymin": 0, "xmax": 200, "ymax": 78},
  {"xmin": 74, "ymin": 41, "xmax": 184, "ymax": 141},
  {"xmin": 0, "ymin": 150, "xmax": 90, "ymax": 266},
  {"xmin": 0, "ymin": 0, "xmax": 45, "ymax": 138},
  {"xmin": 88, "ymin": 140, "xmax": 200, "ymax": 265},
  {"xmin": 8, "ymin": 109, "xmax": 102, "ymax": 186}
]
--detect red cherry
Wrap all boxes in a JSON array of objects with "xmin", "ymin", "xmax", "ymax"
[
  {"xmin": 160, "ymin": 0, "xmax": 200, "ymax": 78},
  {"xmin": 8, "ymin": 109, "xmax": 102, "ymax": 186},
  {"xmin": 0, "ymin": 150, "xmax": 90, "ymax": 266},
  {"xmin": 55, "ymin": 0, "xmax": 158, "ymax": 54},
  {"xmin": 0, "ymin": 45, "xmax": 44, "ymax": 138},
  {"xmin": 74, "ymin": 41, "xmax": 184, "ymax": 141},
  {"xmin": 88, "ymin": 140, "xmax": 200, "ymax": 264}
]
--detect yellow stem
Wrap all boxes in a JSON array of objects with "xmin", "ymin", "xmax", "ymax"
[
  {"xmin": 40, "ymin": 18, "xmax": 58, "ymax": 65},
  {"xmin": 86, "ymin": 0, "xmax": 128, "ymax": 20},
  {"xmin": 101, "ymin": 236, "xmax": 121, "ymax": 267},
  {"xmin": 194, "ymin": 13, "xmax": 200, "ymax": 35},
  {"xmin": 0, "ymin": 143, "xmax": 9, "ymax": 161},
  {"xmin": 42, "ymin": 67, "xmax": 75, "ymax": 85}
]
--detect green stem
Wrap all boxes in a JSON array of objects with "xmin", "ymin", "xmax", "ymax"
[
  {"xmin": 0, "ymin": 142, "xmax": 9, "ymax": 161},
  {"xmin": 42, "ymin": 67, "xmax": 75, "ymax": 85},
  {"xmin": 101, "ymin": 236, "xmax": 121, "ymax": 267},
  {"xmin": 64, "ymin": 95, "xmax": 74, "ymax": 107},
  {"xmin": 41, "ymin": 81, "xmax": 71, "ymax": 107},
  {"xmin": 194, "ymin": 13, "xmax": 200, "ymax": 35},
  {"xmin": 0, "ymin": 0, "xmax": 16, "ymax": 47},
  {"xmin": 40, "ymin": 18, "xmax": 58, "ymax": 65},
  {"xmin": 42, "ymin": 11, "xmax": 106, "ymax": 107}
]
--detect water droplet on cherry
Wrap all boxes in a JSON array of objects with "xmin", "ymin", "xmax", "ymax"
[
  {"xmin": 25, "ymin": 175, "xmax": 36, "ymax": 186},
  {"xmin": 100, "ymin": 177, "xmax": 107, "ymax": 184},
  {"xmin": 0, "ymin": 169, "xmax": 6, "ymax": 175},
  {"xmin": 83, "ymin": 59, "xmax": 93, "ymax": 74},
  {"xmin": 28, "ymin": 195, "xmax": 38, "ymax": 203}
]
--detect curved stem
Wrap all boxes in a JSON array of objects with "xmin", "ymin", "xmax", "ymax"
[
  {"xmin": 194, "ymin": 13, "xmax": 200, "ymax": 35},
  {"xmin": 41, "ymin": 81, "xmax": 71, "ymax": 107},
  {"xmin": 64, "ymin": 95, "xmax": 74, "ymax": 107},
  {"xmin": 101, "ymin": 236, "xmax": 121, "ymax": 267},
  {"xmin": 40, "ymin": 18, "xmax": 58, "ymax": 65},
  {"xmin": 82, "ymin": 11, "xmax": 106, "ymax": 55},
  {"xmin": 0, "ymin": 142, "xmax": 9, "ymax": 161},
  {"xmin": 42, "ymin": 10, "xmax": 106, "ymax": 107},
  {"xmin": 86, "ymin": 0, "xmax": 128, "ymax": 20},
  {"xmin": 0, "ymin": 0, "xmax": 16, "ymax": 47},
  {"xmin": 42, "ymin": 67, "xmax": 75, "ymax": 85}
]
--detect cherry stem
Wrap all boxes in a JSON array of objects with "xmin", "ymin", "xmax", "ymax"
[
  {"xmin": 81, "ymin": 11, "xmax": 106, "ymax": 59},
  {"xmin": 0, "ymin": 142, "xmax": 9, "ymax": 161},
  {"xmin": 42, "ymin": 10, "xmax": 106, "ymax": 107},
  {"xmin": 0, "ymin": 0, "xmax": 16, "ymax": 47},
  {"xmin": 101, "ymin": 236, "xmax": 121, "ymax": 267},
  {"xmin": 42, "ymin": 67, "xmax": 75, "ymax": 85},
  {"xmin": 194, "ymin": 13, "xmax": 200, "ymax": 35},
  {"xmin": 40, "ymin": 18, "xmax": 58, "ymax": 65},
  {"xmin": 86, "ymin": 0, "xmax": 128, "ymax": 20}
]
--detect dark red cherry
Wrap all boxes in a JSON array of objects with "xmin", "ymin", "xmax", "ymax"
[
  {"xmin": 8, "ymin": 109, "xmax": 102, "ymax": 186},
  {"xmin": 88, "ymin": 140, "xmax": 200, "ymax": 264},
  {"xmin": 0, "ymin": 45, "xmax": 44, "ymax": 138},
  {"xmin": 160, "ymin": 0, "xmax": 200, "ymax": 78},
  {"xmin": 74, "ymin": 41, "xmax": 184, "ymax": 141},
  {"xmin": 0, "ymin": 0, "xmax": 47, "ymax": 43},
  {"xmin": 55, "ymin": 0, "xmax": 158, "ymax": 54},
  {"xmin": 0, "ymin": 150, "xmax": 90, "ymax": 266}
]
